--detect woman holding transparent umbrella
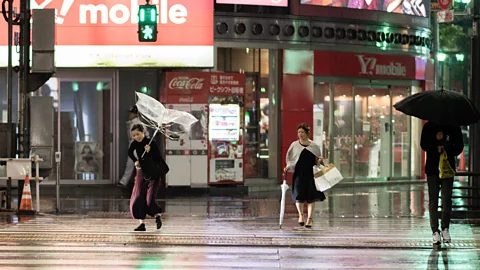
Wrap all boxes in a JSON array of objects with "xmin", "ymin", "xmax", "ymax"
[
  {"xmin": 128, "ymin": 124, "xmax": 169, "ymax": 232},
  {"xmin": 284, "ymin": 123, "xmax": 326, "ymax": 228}
]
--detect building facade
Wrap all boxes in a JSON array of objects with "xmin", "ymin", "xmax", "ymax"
[{"xmin": 0, "ymin": 0, "xmax": 433, "ymax": 186}]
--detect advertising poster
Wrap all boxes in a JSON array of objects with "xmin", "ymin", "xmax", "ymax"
[
  {"xmin": 301, "ymin": 0, "xmax": 429, "ymax": 17},
  {"xmin": 209, "ymin": 104, "xmax": 241, "ymax": 142},
  {"xmin": 0, "ymin": 0, "xmax": 214, "ymax": 67},
  {"xmin": 75, "ymin": 141, "xmax": 100, "ymax": 173},
  {"xmin": 216, "ymin": 0, "xmax": 288, "ymax": 7}
]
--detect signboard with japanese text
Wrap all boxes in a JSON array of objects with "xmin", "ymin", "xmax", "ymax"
[
  {"xmin": 0, "ymin": 0, "xmax": 214, "ymax": 67},
  {"xmin": 165, "ymin": 72, "xmax": 246, "ymax": 103}
]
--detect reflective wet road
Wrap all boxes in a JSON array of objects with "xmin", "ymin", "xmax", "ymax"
[{"xmin": 0, "ymin": 183, "xmax": 479, "ymax": 269}]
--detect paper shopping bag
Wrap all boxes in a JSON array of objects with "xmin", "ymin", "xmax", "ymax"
[
  {"xmin": 439, "ymin": 151, "xmax": 455, "ymax": 179},
  {"xmin": 313, "ymin": 164, "xmax": 344, "ymax": 192}
]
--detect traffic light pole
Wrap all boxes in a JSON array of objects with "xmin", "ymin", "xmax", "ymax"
[
  {"xmin": 470, "ymin": 0, "xmax": 480, "ymax": 212},
  {"xmin": 15, "ymin": 0, "xmax": 31, "ymax": 211},
  {"xmin": 19, "ymin": 0, "xmax": 30, "ymax": 159}
]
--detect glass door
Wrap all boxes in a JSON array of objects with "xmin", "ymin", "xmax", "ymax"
[
  {"xmin": 46, "ymin": 70, "xmax": 116, "ymax": 184},
  {"xmin": 353, "ymin": 86, "xmax": 392, "ymax": 180},
  {"xmin": 352, "ymin": 85, "xmax": 412, "ymax": 180}
]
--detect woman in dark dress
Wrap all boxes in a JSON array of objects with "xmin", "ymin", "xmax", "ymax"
[
  {"xmin": 284, "ymin": 124, "xmax": 326, "ymax": 228},
  {"xmin": 128, "ymin": 124, "xmax": 167, "ymax": 231}
]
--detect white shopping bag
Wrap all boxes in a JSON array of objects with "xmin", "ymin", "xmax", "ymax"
[{"xmin": 313, "ymin": 164, "xmax": 343, "ymax": 192}]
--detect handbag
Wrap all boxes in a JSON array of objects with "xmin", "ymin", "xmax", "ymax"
[
  {"xmin": 439, "ymin": 151, "xmax": 455, "ymax": 179},
  {"xmin": 139, "ymin": 154, "xmax": 169, "ymax": 181},
  {"xmin": 313, "ymin": 164, "xmax": 343, "ymax": 192},
  {"xmin": 139, "ymin": 154, "xmax": 161, "ymax": 181}
]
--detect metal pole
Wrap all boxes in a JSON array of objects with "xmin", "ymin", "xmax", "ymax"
[
  {"xmin": 56, "ymin": 162, "xmax": 60, "ymax": 212},
  {"xmin": 432, "ymin": 12, "xmax": 440, "ymax": 90},
  {"xmin": 7, "ymin": 0, "xmax": 14, "ymax": 159},
  {"xmin": 35, "ymin": 155, "xmax": 40, "ymax": 213},
  {"xmin": 470, "ymin": 0, "xmax": 480, "ymax": 211},
  {"xmin": 22, "ymin": 0, "xmax": 30, "ymax": 157},
  {"xmin": 56, "ymin": 81, "xmax": 61, "ymax": 213},
  {"xmin": 16, "ymin": 0, "xmax": 30, "ymax": 209}
]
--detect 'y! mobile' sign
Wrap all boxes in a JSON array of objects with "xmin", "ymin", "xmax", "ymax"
[{"xmin": 0, "ymin": 0, "xmax": 214, "ymax": 67}]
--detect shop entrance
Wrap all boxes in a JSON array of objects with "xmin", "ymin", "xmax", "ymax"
[
  {"xmin": 314, "ymin": 81, "xmax": 420, "ymax": 181},
  {"xmin": 43, "ymin": 70, "xmax": 117, "ymax": 184}
]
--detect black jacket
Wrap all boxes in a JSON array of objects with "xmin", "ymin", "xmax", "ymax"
[
  {"xmin": 128, "ymin": 137, "xmax": 169, "ymax": 177},
  {"xmin": 420, "ymin": 121, "xmax": 464, "ymax": 177}
]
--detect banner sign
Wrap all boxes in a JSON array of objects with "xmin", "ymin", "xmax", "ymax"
[{"xmin": 0, "ymin": 0, "xmax": 214, "ymax": 67}]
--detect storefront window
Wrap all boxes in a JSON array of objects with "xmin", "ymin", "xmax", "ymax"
[
  {"xmin": 118, "ymin": 70, "xmax": 160, "ymax": 182},
  {"xmin": 331, "ymin": 83, "xmax": 354, "ymax": 178},
  {"xmin": 216, "ymin": 48, "xmax": 270, "ymax": 178},
  {"xmin": 313, "ymin": 82, "xmax": 330, "ymax": 160},
  {"xmin": 354, "ymin": 87, "xmax": 391, "ymax": 179},
  {"xmin": 315, "ymin": 82, "xmax": 416, "ymax": 181},
  {"xmin": 392, "ymin": 86, "xmax": 411, "ymax": 178},
  {"xmin": 411, "ymin": 86, "xmax": 423, "ymax": 178},
  {"xmin": 57, "ymin": 80, "xmax": 111, "ymax": 181}
]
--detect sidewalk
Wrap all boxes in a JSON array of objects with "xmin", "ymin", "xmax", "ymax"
[
  {"xmin": 0, "ymin": 184, "xmax": 479, "ymax": 269},
  {"xmin": 27, "ymin": 178, "xmax": 427, "ymax": 198},
  {"xmin": 0, "ymin": 183, "xmax": 478, "ymax": 250},
  {"xmin": 1, "ymin": 210, "xmax": 479, "ymax": 249}
]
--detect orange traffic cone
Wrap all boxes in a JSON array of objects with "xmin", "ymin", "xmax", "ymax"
[
  {"xmin": 458, "ymin": 152, "xmax": 466, "ymax": 171},
  {"xmin": 18, "ymin": 174, "xmax": 35, "ymax": 215}
]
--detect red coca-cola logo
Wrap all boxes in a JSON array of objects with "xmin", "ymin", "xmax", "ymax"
[
  {"xmin": 169, "ymin": 77, "xmax": 205, "ymax": 90},
  {"xmin": 179, "ymin": 97, "xmax": 194, "ymax": 103}
]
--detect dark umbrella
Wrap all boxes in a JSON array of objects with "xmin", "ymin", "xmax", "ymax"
[{"xmin": 393, "ymin": 89, "xmax": 480, "ymax": 126}]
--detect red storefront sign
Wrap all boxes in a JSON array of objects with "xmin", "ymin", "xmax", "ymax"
[
  {"xmin": 24, "ymin": 0, "xmax": 213, "ymax": 46},
  {"xmin": 165, "ymin": 72, "xmax": 246, "ymax": 103},
  {"xmin": 314, "ymin": 51, "xmax": 417, "ymax": 80},
  {"xmin": 0, "ymin": 0, "xmax": 214, "ymax": 67}
]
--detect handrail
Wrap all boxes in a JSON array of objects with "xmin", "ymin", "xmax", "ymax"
[{"xmin": 455, "ymin": 171, "xmax": 480, "ymax": 176}]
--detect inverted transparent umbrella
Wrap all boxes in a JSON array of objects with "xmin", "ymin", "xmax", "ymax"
[
  {"xmin": 135, "ymin": 92, "xmax": 198, "ymax": 156},
  {"xmin": 279, "ymin": 173, "xmax": 289, "ymax": 229}
]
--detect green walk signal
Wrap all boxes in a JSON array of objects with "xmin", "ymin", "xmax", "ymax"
[{"xmin": 138, "ymin": 4, "xmax": 158, "ymax": 42}]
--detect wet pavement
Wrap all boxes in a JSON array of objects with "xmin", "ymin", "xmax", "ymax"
[{"xmin": 0, "ymin": 183, "xmax": 479, "ymax": 269}]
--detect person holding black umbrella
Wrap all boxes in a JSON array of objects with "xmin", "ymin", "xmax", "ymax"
[{"xmin": 420, "ymin": 121, "xmax": 464, "ymax": 245}]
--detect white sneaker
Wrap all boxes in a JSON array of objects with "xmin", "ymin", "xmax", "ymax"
[
  {"xmin": 432, "ymin": 231, "xmax": 441, "ymax": 245},
  {"xmin": 442, "ymin": 228, "xmax": 451, "ymax": 243}
]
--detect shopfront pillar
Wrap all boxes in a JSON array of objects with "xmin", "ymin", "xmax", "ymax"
[{"xmin": 281, "ymin": 50, "xmax": 314, "ymax": 184}]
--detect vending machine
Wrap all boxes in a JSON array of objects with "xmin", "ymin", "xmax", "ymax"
[
  {"xmin": 208, "ymin": 102, "xmax": 244, "ymax": 184},
  {"xmin": 164, "ymin": 72, "xmax": 246, "ymax": 187}
]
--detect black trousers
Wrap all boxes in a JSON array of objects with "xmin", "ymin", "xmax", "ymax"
[{"xmin": 427, "ymin": 175, "xmax": 454, "ymax": 233}]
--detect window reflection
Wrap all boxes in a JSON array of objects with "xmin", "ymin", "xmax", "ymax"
[{"xmin": 314, "ymin": 82, "xmax": 414, "ymax": 181}]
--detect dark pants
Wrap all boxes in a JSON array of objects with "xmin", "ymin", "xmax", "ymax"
[
  {"xmin": 130, "ymin": 168, "xmax": 162, "ymax": 220},
  {"xmin": 427, "ymin": 175, "xmax": 453, "ymax": 233}
]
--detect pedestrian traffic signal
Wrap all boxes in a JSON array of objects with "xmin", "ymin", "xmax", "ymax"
[{"xmin": 138, "ymin": 4, "xmax": 158, "ymax": 42}]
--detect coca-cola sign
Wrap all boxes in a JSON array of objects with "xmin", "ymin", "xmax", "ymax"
[
  {"xmin": 313, "ymin": 51, "xmax": 417, "ymax": 80},
  {"xmin": 165, "ymin": 72, "xmax": 246, "ymax": 102},
  {"xmin": 169, "ymin": 77, "xmax": 205, "ymax": 90}
]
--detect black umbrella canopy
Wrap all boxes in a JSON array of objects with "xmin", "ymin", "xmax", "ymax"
[{"xmin": 393, "ymin": 89, "xmax": 480, "ymax": 126}]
